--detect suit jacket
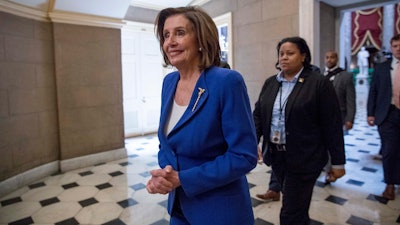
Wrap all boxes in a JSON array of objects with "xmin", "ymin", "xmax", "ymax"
[
  {"xmin": 367, "ymin": 58, "xmax": 393, "ymax": 125},
  {"xmin": 253, "ymin": 68, "xmax": 345, "ymax": 173},
  {"xmin": 158, "ymin": 66, "xmax": 258, "ymax": 225},
  {"xmin": 323, "ymin": 68, "xmax": 356, "ymax": 124}
]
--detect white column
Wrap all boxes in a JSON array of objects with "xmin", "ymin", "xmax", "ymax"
[
  {"xmin": 339, "ymin": 11, "xmax": 352, "ymax": 70},
  {"xmin": 382, "ymin": 4, "xmax": 394, "ymax": 51}
]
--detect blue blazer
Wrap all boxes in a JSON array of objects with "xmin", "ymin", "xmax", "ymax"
[
  {"xmin": 158, "ymin": 66, "xmax": 258, "ymax": 225},
  {"xmin": 367, "ymin": 59, "xmax": 393, "ymax": 125}
]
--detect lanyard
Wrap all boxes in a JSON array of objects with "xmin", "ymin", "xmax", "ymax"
[{"xmin": 279, "ymin": 82, "xmax": 288, "ymax": 121}]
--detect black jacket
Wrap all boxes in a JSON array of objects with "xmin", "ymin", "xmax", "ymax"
[{"xmin": 253, "ymin": 68, "xmax": 345, "ymax": 173}]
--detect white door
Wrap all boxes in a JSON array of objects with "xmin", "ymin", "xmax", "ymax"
[{"xmin": 122, "ymin": 24, "xmax": 164, "ymax": 137}]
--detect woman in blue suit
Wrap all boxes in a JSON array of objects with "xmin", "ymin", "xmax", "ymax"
[{"xmin": 146, "ymin": 7, "xmax": 258, "ymax": 225}]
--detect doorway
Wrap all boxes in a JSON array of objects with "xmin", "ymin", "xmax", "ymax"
[{"xmin": 121, "ymin": 22, "xmax": 165, "ymax": 137}]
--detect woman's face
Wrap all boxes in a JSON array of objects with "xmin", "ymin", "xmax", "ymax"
[
  {"xmin": 278, "ymin": 42, "xmax": 306, "ymax": 76},
  {"xmin": 162, "ymin": 14, "xmax": 200, "ymax": 69}
]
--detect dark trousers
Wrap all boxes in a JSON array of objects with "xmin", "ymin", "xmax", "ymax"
[
  {"xmin": 271, "ymin": 151, "xmax": 320, "ymax": 225},
  {"xmin": 269, "ymin": 170, "xmax": 281, "ymax": 192},
  {"xmin": 378, "ymin": 105, "xmax": 400, "ymax": 184}
]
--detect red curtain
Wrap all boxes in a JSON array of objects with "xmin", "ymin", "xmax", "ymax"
[{"xmin": 351, "ymin": 7, "xmax": 383, "ymax": 55}]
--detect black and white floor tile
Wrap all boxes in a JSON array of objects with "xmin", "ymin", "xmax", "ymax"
[{"xmin": 1, "ymin": 86, "xmax": 399, "ymax": 225}]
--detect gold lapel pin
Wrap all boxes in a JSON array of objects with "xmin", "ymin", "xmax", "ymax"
[{"xmin": 192, "ymin": 87, "xmax": 205, "ymax": 112}]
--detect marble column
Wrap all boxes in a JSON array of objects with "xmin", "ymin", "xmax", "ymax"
[
  {"xmin": 382, "ymin": 4, "xmax": 394, "ymax": 51},
  {"xmin": 339, "ymin": 11, "xmax": 352, "ymax": 70}
]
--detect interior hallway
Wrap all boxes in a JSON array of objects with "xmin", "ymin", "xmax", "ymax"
[{"xmin": 0, "ymin": 82, "xmax": 399, "ymax": 225}]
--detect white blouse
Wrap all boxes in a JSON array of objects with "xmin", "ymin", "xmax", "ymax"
[{"xmin": 165, "ymin": 101, "xmax": 187, "ymax": 134}]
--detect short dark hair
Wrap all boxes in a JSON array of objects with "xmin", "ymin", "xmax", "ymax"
[
  {"xmin": 390, "ymin": 34, "xmax": 400, "ymax": 45},
  {"xmin": 275, "ymin": 36, "xmax": 312, "ymax": 70},
  {"xmin": 154, "ymin": 6, "xmax": 221, "ymax": 70}
]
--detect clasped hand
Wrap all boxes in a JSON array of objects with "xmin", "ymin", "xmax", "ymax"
[
  {"xmin": 326, "ymin": 168, "xmax": 345, "ymax": 182},
  {"xmin": 146, "ymin": 165, "xmax": 181, "ymax": 195}
]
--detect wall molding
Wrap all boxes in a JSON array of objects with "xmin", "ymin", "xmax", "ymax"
[
  {"xmin": 0, "ymin": 1, "xmax": 126, "ymax": 28},
  {"xmin": 49, "ymin": 11, "xmax": 126, "ymax": 29},
  {"xmin": 0, "ymin": 1, "xmax": 49, "ymax": 22},
  {"xmin": 130, "ymin": 0, "xmax": 210, "ymax": 11}
]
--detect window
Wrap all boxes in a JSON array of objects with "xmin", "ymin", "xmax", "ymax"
[{"xmin": 214, "ymin": 12, "xmax": 233, "ymax": 67}]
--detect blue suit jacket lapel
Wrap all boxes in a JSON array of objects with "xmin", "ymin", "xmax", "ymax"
[
  {"xmin": 173, "ymin": 72, "xmax": 209, "ymax": 133},
  {"xmin": 163, "ymin": 71, "xmax": 209, "ymax": 136}
]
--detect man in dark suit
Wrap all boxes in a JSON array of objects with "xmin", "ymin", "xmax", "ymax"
[
  {"xmin": 367, "ymin": 34, "xmax": 400, "ymax": 200},
  {"xmin": 322, "ymin": 50, "xmax": 356, "ymax": 183},
  {"xmin": 323, "ymin": 50, "xmax": 356, "ymax": 134}
]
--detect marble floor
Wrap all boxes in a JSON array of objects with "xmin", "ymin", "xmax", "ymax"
[{"xmin": 1, "ymin": 84, "xmax": 400, "ymax": 225}]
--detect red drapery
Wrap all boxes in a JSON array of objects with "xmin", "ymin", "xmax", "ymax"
[{"xmin": 351, "ymin": 7, "xmax": 383, "ymax": 55}]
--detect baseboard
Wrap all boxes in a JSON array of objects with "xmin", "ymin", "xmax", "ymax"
[
  {"xmin": 60, "ymin": 148, "xmax": 127, "ymax": 172},
  {"xmin": 0, "ymin": 161, "xmax": 59, "ymax": 198},
  {"xmin": 0, "ymin": 148, "xmax": 127, "ymax": 198}
]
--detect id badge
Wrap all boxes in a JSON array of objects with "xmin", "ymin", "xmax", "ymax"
[
  {"xmin": 271, "ymin": 130, "xmax": 281, "ymax": 144},
  {"xmin": 271, "ymin": 120, "xmax": 283, "ymax": 144}
]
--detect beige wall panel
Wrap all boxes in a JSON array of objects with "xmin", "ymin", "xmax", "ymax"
[
  {"xmin": 61, "ymin": 126, "xmax": 124, "ymax": 159},
  {"xmin": 0, "ymin": 144, "xmax": 13, "ymax": 177},
  {"xmin": 5, "ymin": 38, "xmax": 53, "ymax": 64},
  {"xmin": 0, "ymin": 12, "xmax": 34, "ymax": 37},
  {"xmin": 4, "ymin": 36, "xmax": 37, "ymax": 62},
  {"xmin": 261, "ymin": 0, "xmax": 299, "ymax": 20},
  {"xmin": 53, "ymin": 23, "xmax": 124, "ymax": 161},
  {"xmin": 35, "ymin": 64, "xmax": 56, "ymax": 88},
  {"xmin": 236, "ymin": 16, "xmax": 296, "ymax": 48},
  {"xmin": 12, "ymin": 138, "xmax": 43, "ymax": 166},
  {"xmin": 2, "ymin": 136, "xmax": 56, "ymax": 178},
  {"xmin": 0, "ymin": 89, "xmax": 7, "ymax": 118},
  {"xmin": 58, "ymin": 85, "xmax": 121, "ymax": 109},
  {"xmin": 9, "ymin": 87, "xmax": 56, "ymax": 114},
  {"xmin": 0, "ymin": 36, "xmax": 4, "ymax": 61},
  {"xmin": 234, "ymin": 1, "xmax": 262, "ymax": 27},
  {"xmin": 0, "ymin": 114, "xmax": 39, "ymax": 146},
  {"xmin": 59, "ymin": 106, "xmax": 123, "ymax": 133},
  {"xmin": 0, "ymin": 12, "xmax": 58, "ymax": 183},
  {"xmin": 0, "ymin": 62, "xmax": 36, "ymax": 89},
  {"xmin": 238, "ymin": 0, "xmax": 259, "ymax": 8},
  {"xmin": 33, "ymin": 20, "xmax": 53, "ymax": 40},
  {"xmin": 201, "ymin": 0, "xmax": 237, "ymax": 17},
  {"xmin": 39, "ymin": 111, "xmax": 59, "ymax": 136}
]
